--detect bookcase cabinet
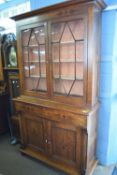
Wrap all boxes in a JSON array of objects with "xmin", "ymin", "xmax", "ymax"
[{"xmin": 12, "ymin": 0, "xmax": 106, "ymax": 174}]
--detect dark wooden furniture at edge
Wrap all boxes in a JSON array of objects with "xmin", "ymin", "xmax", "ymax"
[
  {"xmin": 0, "ymin": 33, "xmax": 20, "ymax": 140},
  {"xmin": 0, "ymin": 35, "xmax": 9, "ymax": 134},
  {"xmin": 0, "ymin": 93, "xmax": 9, "ymax": 134},
  {"xmin": 12, "ymin": 0, "xmax": 106, "ymax": 175}
]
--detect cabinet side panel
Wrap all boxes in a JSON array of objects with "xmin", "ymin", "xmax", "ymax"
[
  {"xmin": 86, "ymin": 107, "xmax": 98, "ymax": 174},
  {"xmin": 92, "ymin": 8, "xmax": 101, "ymax": 106},
  {"xmin": 87, "ymin": 5, "xmax": 101, "ymax": 106}
]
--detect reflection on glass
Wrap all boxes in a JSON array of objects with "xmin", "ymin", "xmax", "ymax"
[
  {"xmin": 24, "ymin": 63, "xmax": 29, "ymax": 77},
  {"xmin": 23, "ymin": 48, "xmax": 28, "ymax": 62},
  {"xmin": 22, "ymin": 29, "xmax": 31, "ymax": 46},
  {"xmin": 30, "ymin": 63, "xmax": 39, "ymax": 77},
  {"xmin": 29, "ymin": 31, "xmax": 38, "ymax": 46},
  {"xmin": 34, "ymin": 26, "xmax": 45, "ymax": 44},
  {"xmin": 29, "ymin": 47, "xmax": 39, "ymax": 62},
  {"xmin": 40, "ymin": 45, "xmax": 45, "ymax": 61}
]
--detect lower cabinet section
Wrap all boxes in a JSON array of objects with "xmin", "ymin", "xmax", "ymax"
[
  {"xmin": 15, "ymin": 101, "xmax": 98, "ymax": 175},
  {"xmin": 21, "ymin": 115, "xmax": 87, "ymax": 173}
]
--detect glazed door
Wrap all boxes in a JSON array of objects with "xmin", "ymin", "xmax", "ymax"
[
  {"xmin": 50, "ymin": 16, "xmax": 87, "ymax": 105},
  {"xmin": 20, "ymin": 22, "xmax": 49, "ymax": 97}
]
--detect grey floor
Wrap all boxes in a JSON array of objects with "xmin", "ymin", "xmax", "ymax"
[
  {"xmin": 94, "ymin": 165, "xmax": 115, "ymax": 175},
  {"xmin": 0, "ymin": 133, "xmax": 116, "ymax": 175}
]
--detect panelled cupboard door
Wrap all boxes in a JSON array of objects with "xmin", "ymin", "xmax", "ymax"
[
  {"xmin": 20, "ymin": 114, "xmax": 87, "ymax": 171},
  {"xmin": 21, "ymin": 115, "xmax": 45, "ymax": 152},
  {"xmin": 50, "ymin": 121, "xmax": 87, "ymax": 171},
  {"xmin": 19, "ymin": 22, "xmax": 50, "ymax": 97},
  {"xmin": 49, "ymin": 15, "xmax": 87, "ymax": 104}
]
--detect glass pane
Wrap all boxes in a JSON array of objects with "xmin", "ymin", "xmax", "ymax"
[
  {"xmin": 36, "ymin": 78, "xmax": 47, "ymax": 92},
  {"xmin": 30, "ymin": 63, "xmax": 39, "ymax": 77},
  {"xmin": 53, "ymin": 79, "xmax": 68, "ymax": 95},
  {"xmin": 23, "ymin": 47, "xmax": 28, "ymax": 62},
  {"xmin": 76, "ymin": 63, "xmax": 84, "ymax": 79},
  {"xmin": 52, "ymin": 19, "xmax": 85, "ymax": 97},
  {"xmin": 22, "ymin": 25, "xmax": 47, "ymax": 93},
  {"xmin": 60, "ymin": 43, "xmax": 75, "ymax": 61},
  {"xmin": 53, "ymin": 63, "xmax": 83, "ymax": 80},
  {"xmin": 22, "ymin": 29, "xmax": 31, "ymax": 46},
  {"xmin": 25, "ymin": 78, "xmax": 38, "ymax": 91},
  {"xmin": 69, "ymin": 19, "xmax": 84, "ymax": 40},
  {"xmin": 53, "ymin": 79, "xmax": 73, "ymax": 95},
  {"xmin": 24, "ymin": 62, "xmax": 29, "ymax": 77},
  {"xmin": 52, "ymin": 43, "xmax": 59, "ymax": 62},
  {"xmin": 40, "ymin": 62, "xmax": 46, "ymax": 76},
  {"xmin": 29, "ymin": 30, "xmax": 38, "ymax": 46},
  {"xmin": 54, "ymin": 80, "xmax": 83, "ymax": 96},
  {"xmin": 61, "ymin": 25, "xmax": 74, "ymax": 43},
  {"xmin": 40, "ymin": 45, "xmax": 45, "ymax": 61},
  {"xmin": 25, "ymin": 77, "xmax": 47, "ymax": 92},
  {"xmin": 70, "ymin": 81, "xmax": 83, "ymax": 96},
  {"xmin": 53, "ymin": 63, "xmax": 74, "ymax": 80},
  {"xmin": 29, "ymin": 47, "xmax": 39, "ymax": 62},
  {"xmin": 34, "ymin": 26, "xmax": 45, "ymax": 44},
  {"xmin": 51, "ymin": 23, "xmax": 65, "ymax": 42},
  {"xmin": 76, "ymin": 41, "xmax": 84, "ymax": 61}
]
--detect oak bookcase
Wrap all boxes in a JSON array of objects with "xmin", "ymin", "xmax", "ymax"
[{"xmin": 12, "ymin": 0, "xmax": 106, "ymax": 174}]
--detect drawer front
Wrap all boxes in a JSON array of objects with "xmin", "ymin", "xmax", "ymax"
[{"xmin": 15, "ymin": 101, "xmax": 87, "ymax": 128}]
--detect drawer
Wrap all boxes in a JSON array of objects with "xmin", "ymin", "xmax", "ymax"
[{"xmin": 15, "ymin": 101, "xmax": 87, "ymax": 128}]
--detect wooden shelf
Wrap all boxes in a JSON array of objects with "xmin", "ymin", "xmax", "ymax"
[
  {"xmin": 53, "ymin": 59, "xmax": 83, "ymax": 63},
  {"xmin": 24, "ymin": 60, "xmax": 83, "ymax": 63},
  {"xmin": 25, "ymin": 74, "xmax": 46, "ymax": 78},
  {"xmin": 24, "ymin": 60, "xmax": 46, "ymax": 63},
  {"xmin": 54, "ymin": 91, "xmax": 83, "ymax": 97},
  {"xmin": 25, "ymin": 75, "xmax": 83, "ymax": 80},
  {"xmin": 54, "ymin": 75, "xmax": 83, "ymax": 80},
  {"xmin": 52, "ymin": 40, "xmax": 84, "ymax": 44},
  {"xmin": 60, "ymin": 41, "xmax": 75, "ymax": 44},
  {"xmin": 23, "ymin": 44, "xmax": 45, "ymax": 47}
]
